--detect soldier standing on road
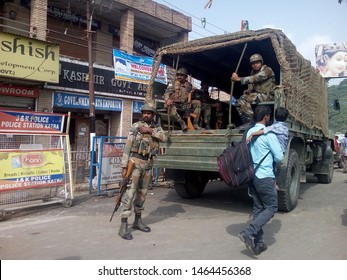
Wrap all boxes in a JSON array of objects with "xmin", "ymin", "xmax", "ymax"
[
  {"xmin": 164, "ymin": 68, "xmax": 201, "ymax": 131},
  {"xmin": 231, "ymin": 54, "xmax": 276, "ymax": 123},
  {"xmin": 119, "ymin": 102, "xmax": 167, "ymax": 240},
  {"xmin": 239, "ymin": 105, "xmax": 283, "ymax": 255}
]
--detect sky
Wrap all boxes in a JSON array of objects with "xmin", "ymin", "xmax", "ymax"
[{"xmin": 154, "ymin": 0, "xmax": 347, "ymax": 85}]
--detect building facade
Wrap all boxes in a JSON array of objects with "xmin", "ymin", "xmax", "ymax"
[{"xmin": 0, "ymin": 0, "xmax": 191, "ymax": 181}]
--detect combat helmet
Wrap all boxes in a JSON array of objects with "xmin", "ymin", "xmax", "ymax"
[
  {"xmin": 141, "ymin": 102, "xmax": 156, "ymax": 114},
  {"xmin": 249, "ymin": 53, "xmax": 263, "ymax": 64},
  {"xmin": 176, "ymin": 68, "xmax": 188, "ymax": 76}
]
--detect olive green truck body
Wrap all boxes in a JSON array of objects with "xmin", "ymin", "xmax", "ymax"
[{"xmin": 146, "ymin": 29, "xmax": 334, "ymax": 212}]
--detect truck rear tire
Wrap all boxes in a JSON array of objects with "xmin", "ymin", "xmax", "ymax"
[
  {"xmin": 277, "ymin": 149, "xmax": 300, "ymax": 212},
  {"xmin": 174, "ymin": 171, "xmax": 208, "ymax": 199},
  {"xmin": 316, "ymin": 152, "xmax": 334, "ymax": 184}
]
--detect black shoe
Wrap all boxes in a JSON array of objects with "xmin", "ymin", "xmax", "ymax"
[
  {"xmin": 238, "ymin": 231, "xmax": 256, "ymax": 254},
  {"xmin": 253, "ymin": 242, "xmax": 268, "ymax": 255},
  {"xmin": 120, "ymin": 232, "xmax": 133, "ymax": 240}
]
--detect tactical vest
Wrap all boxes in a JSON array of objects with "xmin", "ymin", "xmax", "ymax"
[
  {"xmin": 130, "ymin": 122, "xmax": 160, "ymax": 157},
  {"xmin": 172, "ymin": 80, "xmax": 192, "ymax": 103},
  {"xmin": 248, "ymin": 66, "xmax": 276, "ymax": 96}
]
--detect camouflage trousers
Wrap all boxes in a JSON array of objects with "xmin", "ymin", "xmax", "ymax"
[
  {"xmin": 168, "ymin": 101, "xmax": 201, "ymax": 124},
  {"xmin": 201, "ymin": 103, "xmax": 211, "ymax": 124},
  {"xmin": 120, "ymin": 157, "xmax": 152, "ymax": 218},
  {"xmin": 235, "ymin": 92, "xmax": 270, "ymax": 122}
]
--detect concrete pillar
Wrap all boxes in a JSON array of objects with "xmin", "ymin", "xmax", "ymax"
[
  {"xmin": 29, "ymin": 0, "xmax": 47, "ymax": 40},
  {"xmin": 120, "ymin": 9, "xmax": 134, "ymax": 54}
]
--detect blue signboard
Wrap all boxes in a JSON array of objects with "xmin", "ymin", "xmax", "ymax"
[
  {"xmin": 132, "ymin": 101, "xmax": 144, "ymax": 113},
  {"xmin": 53, "ymin": 92, "xmax": 122, "ymax": 111}
]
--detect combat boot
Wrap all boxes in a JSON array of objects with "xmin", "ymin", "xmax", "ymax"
[
  {"xmin": 178, "ymin": 119, "xmax": 188, "ymax": 132},
  {"xmin": 193, "ymin": 123, "xmax": 201, "ymax": 130},
  {"xmin": 133, "ymin": 213, "xmax": 151, "ymax": 232},
  {"xmin": 119, "ymin": 218, "xmax": 133, "ymax": 240}
]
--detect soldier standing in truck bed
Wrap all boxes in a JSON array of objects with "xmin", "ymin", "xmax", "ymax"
[
  {"xmin": 164, "ymin": 68, "xmax": 201, "ymax": 131},
  {"xmin": 192, "ymin": 80, "xmax": 221, "ymax": 130},
  {"xmin": 231, "ymin": 53, "xmax": 276, "ymax": 123}
]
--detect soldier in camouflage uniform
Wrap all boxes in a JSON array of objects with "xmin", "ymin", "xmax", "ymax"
[
  {"xmin": 192, "ymin": 80, "xmax": 221, "ymax": 130},
  {"xmin": 231, "ymin": 54, "xmax": 276, "ymax": 123},
  {"xmin": 118, "ymin": 102, "xmax": 167, "ymax": 240},
  {"xmin": 164, "ymin": 68, "xmax": 201, "ymax": 131}
]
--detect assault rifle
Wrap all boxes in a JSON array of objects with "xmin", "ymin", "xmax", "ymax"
[{"xmin": 109, "ymin": 159, "xmax": 135, "ymax": 222}]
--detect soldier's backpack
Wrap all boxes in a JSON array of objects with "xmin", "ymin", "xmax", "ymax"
[{"xmin": 217, "ymin": 140, "xmax": 270, "ymax": 188}]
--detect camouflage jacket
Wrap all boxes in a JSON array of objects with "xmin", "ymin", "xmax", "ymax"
[
  {"xmin": 121, "ymin": 120, "xmax": 167, "ymax": 168},
  {"xmin": 164, "ymin": 80, "xmax": 192, "ymax": 103},
  {"xmin": 240, "ymin": 65, "xmax": 276, "ymax": 95}
]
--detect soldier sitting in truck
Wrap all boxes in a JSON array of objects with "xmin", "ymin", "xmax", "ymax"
[
  {"xmin": 231, "ymin": 53, "xmax": 276, "ymax": 123},
  {"xmin": 164, "ymin": 68, "xmax": 201, "ymax": 131}
]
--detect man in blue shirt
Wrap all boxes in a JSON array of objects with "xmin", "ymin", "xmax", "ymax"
[{"xmin": 238, "ymin": 105, "xmax": 284, "ymax": 255}]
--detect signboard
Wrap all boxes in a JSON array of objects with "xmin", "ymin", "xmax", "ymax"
[
  {"xmin": 53, "ymin": 92, "xmax": 122, "ymax": 111},
  {"xmin": 132, "ymin": 101, "xmax": 144, "ymax": 113},
  {"xmin": 0, "ymin": 31, "xmax": 60, "ymax": 83},
  {"xmin": 99, "ymin": 142, "xmax": 125, "ymax": 185},
  {"xmin": 0, "ymin": 85, "xmax": 39, "ymax": 98},
  {"xmin": 0, "ymin": 110, "xmax": 65, "ymax": 134},
  {"xmin": 0, "ymin": 149, "xmax": 65, "ymax": 192},
  {"xmin": 113, "ymin": 49, "xmax": 167, "ymax": 84},
  {"xmin": 46, "ymin": 58, "xmax": 151, "ymax": 98},
  {"xmin": 21, "ymin": 0, "xmax": 101, "ymax": 30},
  {"xmin": 315, "ymin": 42, "xmax": 347, "ymax": 78}
]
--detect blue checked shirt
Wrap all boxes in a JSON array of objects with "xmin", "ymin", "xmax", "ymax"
[{"xmin": 263, "ymin": 121, "xmax": 288, "ymax": 153}]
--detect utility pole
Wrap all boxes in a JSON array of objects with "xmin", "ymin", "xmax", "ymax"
[{"xmin": 86, "ymin": 0, "xmax": 96, "ymax": 178}]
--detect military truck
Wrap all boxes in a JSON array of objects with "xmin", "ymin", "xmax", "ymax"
[{"xmin": 145, "ymin": 28, "xmax": 336, "ymax": 212}]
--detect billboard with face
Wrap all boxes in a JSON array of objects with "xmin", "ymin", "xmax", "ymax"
[{"xmin": 315, "ymin": 42, "xmax": 347, "ymax": 78}]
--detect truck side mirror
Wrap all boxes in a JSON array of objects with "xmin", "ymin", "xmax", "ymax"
[{"xmin": 333, "ymin": 99, "xmax": 340, "ymax": 111}]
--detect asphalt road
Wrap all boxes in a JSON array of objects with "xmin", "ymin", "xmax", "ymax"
[{"xmin": 1, "ymin": 168, "xmax": 347, "ymax": 260}]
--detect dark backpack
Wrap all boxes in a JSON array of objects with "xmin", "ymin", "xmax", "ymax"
[
  {"xmin": 217, "ymin": 141, "xmax": 254, "ymax": 188},
  {"xmin": 217, "ymin": 139, "xmax": 270, "ymax": 188}
]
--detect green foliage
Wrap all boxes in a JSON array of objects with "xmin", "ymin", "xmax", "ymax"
[{"xmin": 328, "ymin": 79, "xmax": 347, "ymax": 133}]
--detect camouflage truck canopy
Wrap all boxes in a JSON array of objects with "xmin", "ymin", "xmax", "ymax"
[{"xmin": 146, "ymin": 28, "xmax": 329, "ymax": 136}]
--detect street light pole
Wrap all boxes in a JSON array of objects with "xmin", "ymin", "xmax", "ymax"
[{"xmin": 86, "ymin": 0, "xmax": 96, "ymax": 178}]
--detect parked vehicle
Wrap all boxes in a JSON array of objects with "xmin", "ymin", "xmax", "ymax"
[{"xmin": 146, "ymin": 28, "xmax": 336, "ymax": 212}]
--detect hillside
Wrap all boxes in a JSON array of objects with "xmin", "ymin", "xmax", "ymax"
[{"xmin": 328, "ymin": 79, "xmax": 347, "ymax": 133}]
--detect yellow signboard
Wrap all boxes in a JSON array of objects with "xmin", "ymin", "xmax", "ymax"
[
  {"xmin": 0, "ymin": 31, "xmax": 60, "ymax": 83},
  {"xmin": 0, "ymin": 149, "xmax": 65, "ymax": 191}
]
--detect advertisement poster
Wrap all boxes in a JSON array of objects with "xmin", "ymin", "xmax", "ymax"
[
  {"xmin": 315, "ymin": 42, "xmax": 347, "ymax": 78},
  {"xmin": 99, "ymin": 142, "xmax": 125, "ymax": 185},
  {"xmin": 113, "ymin": 49, "xmax": 167, "ymax": 84},
  {"xmin": 0, "ymin": 149, "xmax": 65, "ymax": 191},
  {"xmin": 0, "ymin": 110, "xmax": 65, "ymax": 134}
]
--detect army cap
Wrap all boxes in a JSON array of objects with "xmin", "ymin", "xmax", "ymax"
[
  {"xmin": 176, "ymin": 68, "xmax": 188, "ymax": 76},
  {"xmin": 141, "ymin": 103, "xmax": 156, "ymax": 114},
  {"xmin": 249, "ymin": 53, "xmax": 263, "ymax": 64}
]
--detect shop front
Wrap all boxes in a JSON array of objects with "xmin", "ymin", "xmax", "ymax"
[{"xmin": 53, "ymin": 91, "xmax": 122, "ymax": 150}]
